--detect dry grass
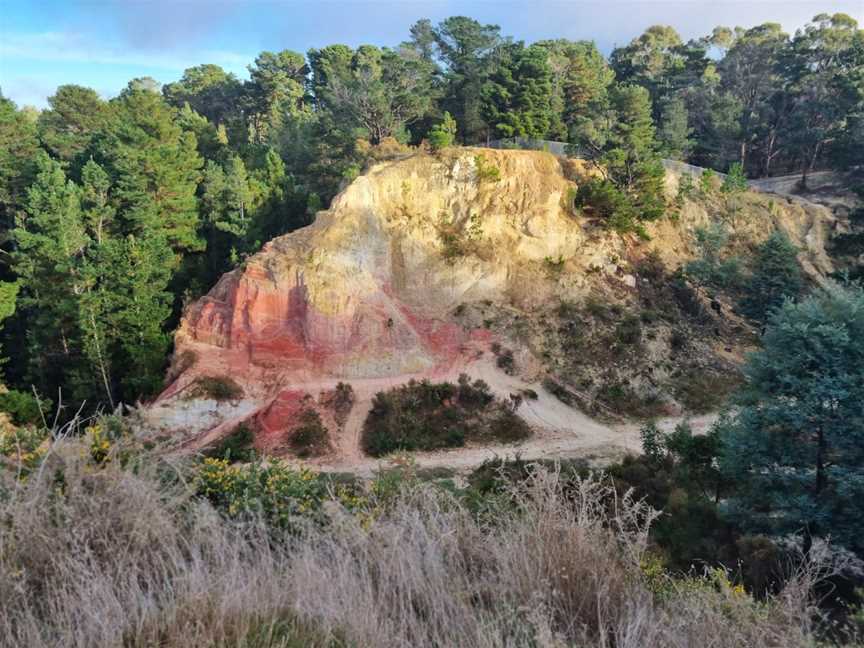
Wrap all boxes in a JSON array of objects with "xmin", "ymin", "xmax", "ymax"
[{"xmin": 0, "ymin": 437, "xmax": 822, "ymax": 648}]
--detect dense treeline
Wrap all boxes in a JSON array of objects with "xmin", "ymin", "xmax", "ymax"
[{"xmin": 0, "ymin": 13, "xmax": 862, "ymax": 414}]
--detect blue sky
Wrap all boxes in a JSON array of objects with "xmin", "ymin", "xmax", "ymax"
[{"xmin": 2, "ymin": 0, "xmax": 862, "ymax": 108}]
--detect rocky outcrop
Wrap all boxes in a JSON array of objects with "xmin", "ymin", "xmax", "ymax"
[{"xmin": 145, "ymin": 148, "xmax": 836, "ymax": 460}]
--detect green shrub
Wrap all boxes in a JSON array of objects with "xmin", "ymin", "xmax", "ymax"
[
  {"xmin": 575, "ymin": 178, "xmax": 634, "ymax": 226},
  {"xmin": 699, "ymin": 168, "xmax": 717, "ymax": 194},
  {"xmin": 190, "ymin": 375, "xmax": 244, "ymax": 401},
  {"xmin": 196, "ymin": 459, "xmax": 329, "ymax": 529},
  {"xmin": 473, "ymin": 154, "xmax": 501, "ymax": 183},
  {"xmin": 203, "ymin": 423, "xmax": 255, "ymax": 463},
  {"xmin": 542, "ymin": 378, "xmax": 581, "ymax": 408},
  {"xmin": 677, "ymin": 173, "xmax": 696, "ymax": 202},
  {"xmin": 721, "ymin": 162, "xmax": 748, "ymax": 194},
  {"xmin": 428, "ymin": 111, "xmax": 457, "ymax": 151},
  {"xmin": 0, "ymin": 389, "xmax": 50, "ymax": 427},
  {"xmin": 615, "ymin": 315, "xmax": 642, "ymax": 345},
  {"xmin": 290, "ymin": 409, "xmax": 331, "ymax": 458},
  {"xmin": 684, "ymin": 223, "xmax": 743, "ymax": 290},
  {"xmin": 361, "ymin": 374, "xmax": 529, "ymax": 457},
  {"xmin": 671, "ymin": 369, "xmax": 741, "ymax": 413},
  {"xmin": 739, "ymin": 231, "xmax": 803, "ymax": 322}
]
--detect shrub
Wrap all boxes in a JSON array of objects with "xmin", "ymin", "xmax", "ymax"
[
  {"xmin": 685, "ymin": 223, "xmax": 743, "ymax": 290},
  {"xmin": 196, "ymin": 458, "xmax": 329, "ymax": 528},
  {"xmin": 0, "ymin": 424, "xmax": 49, "ymax": 471},
  {"xmin": 494, "ymin": 347, "xmax": 516, "ymax": 374},
  {"xmin": 189, "ymin": 375, "xmax": 244, "ymax": 401},
  {"xmin": 361, "ymin": 375, "xmax": 529, "ymax": 456},
  {"xmin": 722, "ymin": 162, "xmax": 748, "ymax": 194},
  {"xmin": 203, "ymin": 423, "xmax": 255, "ymax": 463},
  {"xmin": 542, "ymin": 378, "xmax": 581, "ymax": 408},
  {"xmin": 543, "ymin": 255, "xmax": 566, "ymax": 277},
  {"xmin": 615, "ymin": 315, "xmax": 642, "ymax": 345},
  {"xmin": 473, "ymin": 154, "xmax": 501, "ymax": 183},
  {"xmin": 575, "ymin": 177, "xmax": 633, "ymax": 225},
  {"xmin": 290, "ymin": 409, "xmax": 331, "ymax": 458},
  {"xmin": 595, "ymin": 381, "xmax": 666, "ymax": 419},
  {"xmin": 437, "ymin": 211, "xmax": 482, "ymax": 263},
  {"xmin": 320, "ymin": 382, "xmax": 355, "ymax": 426},
  {"xmin": 671, "ymin": 369, "xmax": 741, "ymax": 413},
  {"xmin": 0, "ymin": 389, "xmax": 49, "ymax": 426},
  {"xmin": 739, "ymin": 231, "xmax": 803, "ymax": 322},
  {"xmin": 677, "ymin": 173, "xmax": 696, "ymax": 202},
  {"xmin": 700, "ymin": 168, "xmax": 718, "ymax": 194},
  {"xmin": 428, "ymin": 111, "xmax": 457, "ymax": 151}
]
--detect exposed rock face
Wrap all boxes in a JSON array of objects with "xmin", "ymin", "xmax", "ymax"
[{"xmin": 147, "ymin": 148, "xmax": 835, "ymax": 460}]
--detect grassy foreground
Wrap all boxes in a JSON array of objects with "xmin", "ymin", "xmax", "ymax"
[{"xmin": 0, "ymin": 429, "xmax": 827, "ymax": 647}]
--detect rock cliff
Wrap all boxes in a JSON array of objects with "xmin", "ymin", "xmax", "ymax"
[{"xmin": 144, "ymin": 148, "xmax": 835, "ymax": 461}]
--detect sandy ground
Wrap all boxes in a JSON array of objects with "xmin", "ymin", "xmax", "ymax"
[
  {"xmin": 146, "ymin": 350, "xmax": 717, "ymax": 477},
  {"xmin": 301, "ymin": 354, "xmax": 717, "ymax": 477}
]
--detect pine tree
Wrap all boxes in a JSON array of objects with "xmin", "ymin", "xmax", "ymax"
[
  {"xmin": 571, "ymin": 84, "xmax": 666, "ymax": 233},
  {"xmin": 720, "ymin": 283, "xmax": 864, "ymax": 553},
  {"xmin": 96, "ymin": 87, "xmax": 204, "ymax": 254},
  {"xmin": 12, "ymin": 152, "xmax": 89, "ymax": 392},
  {"xmin": 200, "ymin": 156, "xmax": 253, "ymax": 280},
  {"xmin": 739, "ymin": 231, "xmax": 803, "ymax": 322}
]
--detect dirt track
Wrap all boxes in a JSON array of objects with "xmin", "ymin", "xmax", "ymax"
[{"xmin": 308, "ymin": 353, "xmax": 717, "ymax": 477}]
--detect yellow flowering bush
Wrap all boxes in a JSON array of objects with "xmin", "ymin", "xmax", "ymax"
[
  {"xmin": 195, "ymin": 458, "xmax": 329, "ymax": 529},
  {"xmin": 0, "ymin": 424, "xmax": 49, "ymax": 473}
]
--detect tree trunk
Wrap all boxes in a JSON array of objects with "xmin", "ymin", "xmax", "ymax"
[{"xmin": 88, "ymin": 307, "xmax": 115, "ymax": 409}]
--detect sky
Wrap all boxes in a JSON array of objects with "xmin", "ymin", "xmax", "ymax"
[{"xmin": 2, "ymin": 0, "xmax": 862, "ymax": 109}]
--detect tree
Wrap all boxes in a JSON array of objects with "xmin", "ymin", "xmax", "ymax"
[
  {"xmin": 739, "ymin": 231, "xmax": 803, "ymax": 322},
  {"xmin": 0, "ymin": 280, "xmax": 17, "ymax": 373},
  {"xmin": 720, "ymin": 283, "xmax": 864, "ymax": 554},
  {"xmin": 657, "ymin": 97, "xmax": 693, "ymax": 159},
  {"xmin": 571, "ymin": 84, "xmax": 666, "ymax": 233},
  {"xmin": 318, "ymin": 45, "xmax": 436, "ymax": 144},
  {"xmin": 429, "ymin": 16, "xmax": 502, "ymax": 143},
  {"xmin": 783, "ymin": 14, "xmax": 864, "ymax": 188},
  {"xmin": 200, "ymin": 156, "xmax": 253, "ymax": 280},
  {"xmin": 245, "ymin": 148, "xmax": 309, "ymax": 247},
  {"xmin": 245, "ymin": 50, "xmax": 308, "ymax": 144},
  {"xmin": 162, "ymin": 64, "xmax": 242, "ymax": 127},
  {"xmin": 536, "ymin": 40, "xmax": 614, "ymax": 139},
  {"xmin": 611, "ymin": 25, "xmax": 708, "ymax": 112},
  {"xmin": 481, "ymin": 42, "xmax": 557, "ymax": 139},
  {"xmin": 94, "ymin": 87, "xmax": 203, "ymax": 255},
  {"xmin": 715, "ymin": 23, "xmax": 790, "ymax": 175},
  {"xmin": 428, "ymin": 111, "xmax": 457, "ymax": 150},
  {"xmin": 0, "ymin": 93, "xmax": 39, "ymax": 235},
  {"xmin": 37, "ymin": 85, "xmax": 108, "ymax": 166},
  {"xmin": 11, "ymin": 152, "xmax": 89, "ymax": 393}
]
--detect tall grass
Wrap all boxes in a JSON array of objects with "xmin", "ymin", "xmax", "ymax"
[{"xmin": 0, "ymin": 437, "xmax": 822, "ymax": 647}]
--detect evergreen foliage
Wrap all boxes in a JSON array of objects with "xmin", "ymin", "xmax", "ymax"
[
  {"xmin": 0, "ymin": 11, "xmax": 861, "ymax": 420},
  {"xmin": 739, "ymin": 231, "xmax": 803, "ymax": 321},
  {"xmin": 719, "ymin": 283, "xmax": 864, "ymax": 553}
]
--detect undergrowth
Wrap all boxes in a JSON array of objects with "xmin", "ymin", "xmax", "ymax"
[
  {"xmin": 0, "ymin": 431, "xmax": 831, "ymax": 648},
  {"xmin": 361, "ymin": 374, "xmax": 531, "ymax": 456}
]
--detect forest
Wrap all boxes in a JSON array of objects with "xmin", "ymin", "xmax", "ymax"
[
  {"xmin": 1, "ymin": 12, "xmax": 864, "ymax": 647},
  {"xmin": 0, "ymin": 13, "xmax": 862, "ymax": 414}
]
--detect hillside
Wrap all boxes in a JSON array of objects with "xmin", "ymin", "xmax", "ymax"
[{"xmin": 142, "ymin": 148, "xmax": 835, "ymax": 465}]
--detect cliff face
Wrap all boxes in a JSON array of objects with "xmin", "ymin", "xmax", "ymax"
[
  {"xmin": 167, "ymin": 150, "xmax": 585, "ymax": 391},
  {"xmin": 146, "ymin": 148, "xmax": 835, "ymax": 460}
]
